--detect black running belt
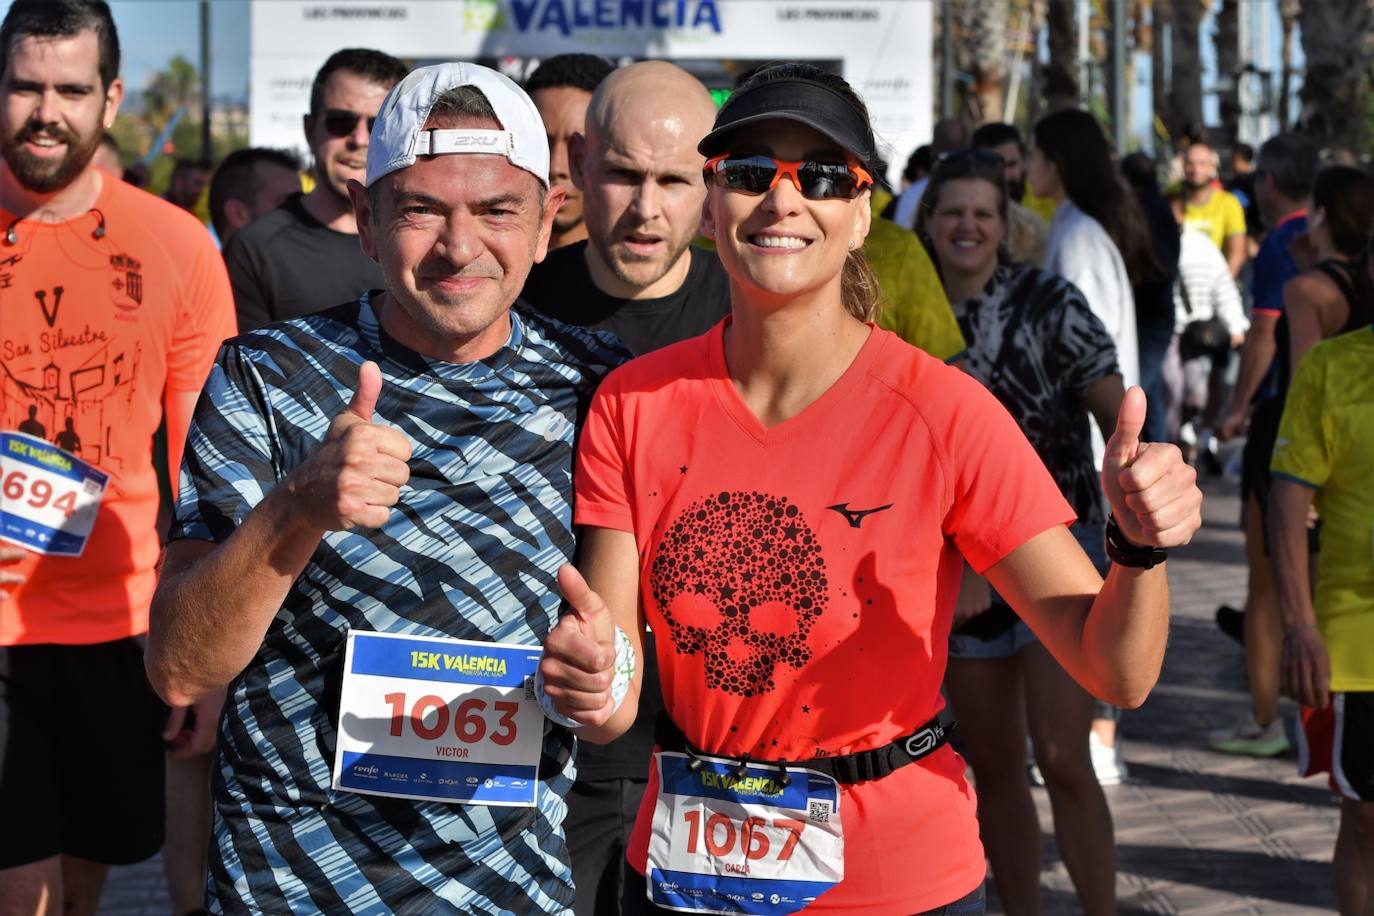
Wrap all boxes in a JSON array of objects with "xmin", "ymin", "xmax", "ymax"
[{"xmin": 654, "ymin": 712, "xmax": 954, "ymax": 786}]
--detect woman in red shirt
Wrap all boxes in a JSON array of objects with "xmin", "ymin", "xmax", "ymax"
[{"xmin": 540, "ymin": 64, "xmax": 1201, "ymax": 915}]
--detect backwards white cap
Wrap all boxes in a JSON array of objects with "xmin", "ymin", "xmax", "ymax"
[{"xmin": 365, "ymin": 62, "xmax": 549, "ymax": 188}]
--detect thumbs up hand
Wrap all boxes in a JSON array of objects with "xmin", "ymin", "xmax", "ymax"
[
  {"xmin": 1101, "ymin": 386, "xmax": 1203, "ymax": 548},
  {"xmin": 539, "ymin": 565, "xmax": 620, "ymax": 727},
  {"xmin": 287, "ymin": 360, "xmax": 413, "ymax": 531}
]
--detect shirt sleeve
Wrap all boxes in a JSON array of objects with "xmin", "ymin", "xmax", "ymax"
[
  {"xmin": 1221, "ymin": 193, "xmax": 1247, "ymax": 239},
  {"xmin": 1049, "ymin": 279, "xmax": 1120, "ymax": 396},
  {"xmin": 871, "ymin": 224, "xmax": 967, "ymax": 363},
  {"xmin": 169, "ymin": 346, "xmax": 282, "ymax": 544},
  {"xmin": 166, "ymin": 229, "xmax": 237, "ymax": 393},
  {"xmin": 1051, "ymin": 229, "xmax": 1129, "ymax": 348},
  {"xmin": 1270, "ymin": 344, "xmax": 1330, "ymax": 490},
  {"xmin": 1251, "ymin": 235, "xmax": 1296, "ymax": 316},
  {"xmin": 939, "ymin": 372, "xmax": 1077, "ymax": 572},
  {"xmin": 223, "ymin": 233, "xmax": 273, "ymax": 333},
  {"xmin": 574, "ymin": 373, "xmax": 636, "ymax": 533},
  {"xmin": 1210, "ymin": 253, "xmax": 1248, "ymax": 336}
]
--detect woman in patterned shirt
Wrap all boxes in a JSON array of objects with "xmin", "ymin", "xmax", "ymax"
[{"xmin": 917, "ymin": 151, "xmax": 1126, "ymax": 916}]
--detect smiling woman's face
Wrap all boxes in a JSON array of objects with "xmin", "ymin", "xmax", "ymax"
[
  {"xmin": 701, "ymin": 119, "xmax": 870, "ymax": 310},
  {"xmin": 927, "ymin": 177, "xmax": 1005, "ymax": 279}
]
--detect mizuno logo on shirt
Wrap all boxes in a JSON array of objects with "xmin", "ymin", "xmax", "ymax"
[{"xmin": 827, "ymin": 503, "xmax": 893, "ymax": 528}]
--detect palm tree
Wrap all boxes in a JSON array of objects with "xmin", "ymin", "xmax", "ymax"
[
  {"xmin": 1043, "ymin": 0, "xmax": 1079, "ymax": 110},
  {"xmin": 142, "ymin": 55, "xmax": 200, "ymax": 130},
  {"xmin": 1167, "ymin": 0, "xmax": 1203, "ymax": 138},
  {"xmin": 1151, "ymin": 0, "xmax": 1168, "ymax": 141},
  {"xmin": 1297, "ymin": 0, "xmax": 1374, "ymax": 155},
  {"xmin": 1214, "ymin": 0, "xmax": 1241, "ymax": 152},
  {"xmin": 957, "ymin": 0, "xmax": 1009, "ymax": 124},
  {"xmin": 1278, "ymin": 0, "xmax": 1300, "ymax": 129}
]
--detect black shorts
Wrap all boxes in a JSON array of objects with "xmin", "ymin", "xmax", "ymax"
[
  {"xmin": 565, "ymin": 776, "xmax": 648, "ymax": 916},
  {"xmin": 1299, "ymin": 693, "xmax": 1374, "ymax": 802},
  {"xmin": 0, "ymin": 638, "xmax": 167, "ymax": 868},
  {"xmin": 1240, "ymin": 397, "xmax": 1282, "ymax": 509}
]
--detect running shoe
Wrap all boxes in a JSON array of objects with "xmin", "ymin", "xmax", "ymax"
[
  {"xmin": 1215, "ymin": 604, "xmax": 1246, "ymax": 645},
  {"xmin": 1208, "ymin": 716, "xmax": 1291, "ymax": 757},
  {"xmin": 1090, "ymin": 732, "xmax": 1128, "ymax": 786}
]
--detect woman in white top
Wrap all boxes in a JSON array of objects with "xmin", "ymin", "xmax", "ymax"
[
  {"xmin": 1026, "ymin": 108, "xmax": 1167, "ymax": 789},
  {"xmin": 1027, "ymin": 110, "xmax": 1163, "ymax": 411}
]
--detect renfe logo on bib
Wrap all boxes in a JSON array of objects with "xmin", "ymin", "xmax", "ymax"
[
  {"xmin": 0, "ymin": 431, "xmax": 107, "ymax": 557},
  {"xmin": 647, "ymin": 752, "xmax": 844, "ymax": 915},
  {"xmin": 333, "ymin": 630, "xmax": 544, "ymax": 807}
]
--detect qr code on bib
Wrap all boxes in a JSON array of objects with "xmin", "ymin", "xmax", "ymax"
[{"xmin": 808, "ymin": 800, "xmax": 831, "ymax": 824}]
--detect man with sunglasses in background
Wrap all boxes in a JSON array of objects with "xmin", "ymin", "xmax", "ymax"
[
  {"xmin": 519, "ymin": 60, "xmax": 724, "ymax": 915},
  {"xmin": 224, "ymin": 48, "xmax": 407, "ymax": 331}
]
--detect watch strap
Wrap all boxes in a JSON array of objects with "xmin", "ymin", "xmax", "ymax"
[{"xmin": 1105, "ymin": 517, "xmax": 1168, "ymax": 569}]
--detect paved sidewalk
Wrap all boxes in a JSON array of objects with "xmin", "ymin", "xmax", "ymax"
[
  {"xmin": 98, "ymin": 476, "xmax": 1340, "ymax": 915},
  {"xmin": 1019, "ymin": 475, "xmax": 1339, "ymax": 915}
]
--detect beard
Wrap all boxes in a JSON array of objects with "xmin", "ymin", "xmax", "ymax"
[
  {"xmin": 552, "ymin": 208, "xmax": 583, "ymax": 235},
  {"xmin": 1008, "ymin": 177, "xmax": 1026, "ymax": 203},
  {"xmin": 589, "ymin": 222, "xmax": 694, "ymax": 293},
  {"xmin": 2, "ymin": 121, "xmax": 102, "ymax": 194}
]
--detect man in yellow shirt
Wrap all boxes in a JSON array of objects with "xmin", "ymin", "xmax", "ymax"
[
  {"xmin": 1269, "ymin": 324, "xmax": 1374, "ymax": 912},
  {"xmin": 1182, "ymin": 142, "xmax": 1247, "ymax": 276}
]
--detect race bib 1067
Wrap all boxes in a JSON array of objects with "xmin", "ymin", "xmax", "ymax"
[
  {"xmin": 333, "ymin": 630, "xmax": 544, "ymax": 807},
  {"xmin": 646, "ymin": 751, "xmax": 844, "ymax": 915},
  {"xmin": 0, "ymin": 431, "xmax": 107, "ymax": 557}
]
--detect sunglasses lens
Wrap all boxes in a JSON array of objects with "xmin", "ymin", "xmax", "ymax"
[
  {"xmin": 799, "ymin": 162, "xmax": 859, "ymax": 200},
  {"xmin": 322, "ymin": 110, "xmax": 375, "ymax": 138},
  {"xmin": 718, "ymin": 156, "xmax": 778, "ymax": 193}
]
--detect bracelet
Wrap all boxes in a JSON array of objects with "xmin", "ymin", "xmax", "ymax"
[
  {"xmin": 1104, "ymin": 517, "xmax": 1168, "ymax": 569},
  {"xmin": 1282, "ymin": 622, "xmax": 1319, "ymax": 642},
  {"xmin": 535, "ymin": 625, "xmax": 636, "ymax": 729}
]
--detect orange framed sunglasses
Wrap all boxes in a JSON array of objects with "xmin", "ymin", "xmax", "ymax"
[{"xmin": 704, "ymin": 154, "xmax": 874, "ymax": 200}]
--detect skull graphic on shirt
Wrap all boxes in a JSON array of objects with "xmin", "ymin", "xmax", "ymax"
[{"xmin": 650, "ymin": 491, "xmax": 829, "ymax": 696}]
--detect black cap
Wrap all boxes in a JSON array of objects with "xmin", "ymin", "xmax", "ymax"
[{"xmin": 699, "ymin": 77, "xmax": 876, "ymax": 169}]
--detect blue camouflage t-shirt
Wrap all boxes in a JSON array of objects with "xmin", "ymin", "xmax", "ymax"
[{"xmin": 170, "ymin": 295, "xmax": 626, "ymax": 914}]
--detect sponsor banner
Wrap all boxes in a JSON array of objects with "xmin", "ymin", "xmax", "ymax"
[
  {"xmin": 248, "ymin": 0, "xmax": 931, "ymax": 181},
  {"xmin": 333, "ymin": 630, "xmax": 544, "ymax": 807},
  {"xmin": 0, "ymin": 431, "xmax": 107, "ymax": 557}
]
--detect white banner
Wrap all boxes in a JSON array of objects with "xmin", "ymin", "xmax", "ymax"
[{"xmin": 249, "ymin": 0, "xmax": 931, "ymax": 181}]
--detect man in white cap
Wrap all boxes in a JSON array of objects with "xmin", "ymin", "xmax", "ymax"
[{"xmin": 145, "ymin": 63, "xmax": 625, "ymax": 912}]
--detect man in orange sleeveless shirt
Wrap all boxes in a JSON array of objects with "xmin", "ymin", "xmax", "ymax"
[{"xmin": 0, "ymin": 3, "xmax": 235, "ymax": 912}]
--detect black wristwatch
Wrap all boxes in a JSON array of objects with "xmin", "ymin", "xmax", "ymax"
[{"xmin": 1104, "ymin": 517, "xmax": 1168, "ymax": 569}]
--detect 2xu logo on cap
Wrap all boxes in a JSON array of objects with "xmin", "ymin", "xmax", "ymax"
[
  {"xmin": 415, "ymin": 129, "xmax": 515, "ymax": 157},
  {"xmin": 450, "ymin": 134, "xmax": 502, "ymax": 147}
]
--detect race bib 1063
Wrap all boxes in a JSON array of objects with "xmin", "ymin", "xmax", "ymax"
[
  {"xmin": 333, "ymin": 630, "xmax": 544, "ymax": 807},
  {"xmin": 0, "ymin": 431, "xmax": 106, "ymax": 557},
  {"xmin": 646, "ymin": 751, "xmax": 844, "ymax": 915}
]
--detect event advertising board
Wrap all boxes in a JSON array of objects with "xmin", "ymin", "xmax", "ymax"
[{"xmin": 248, "ymin": 0, "xmax": 932, "ymax": 181}]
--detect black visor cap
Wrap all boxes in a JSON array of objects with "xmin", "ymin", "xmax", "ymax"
[{"xmin": 699, "ymin": 77, "xmax": 876, "ymax": 170}]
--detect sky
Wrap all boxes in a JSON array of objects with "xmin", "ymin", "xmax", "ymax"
[{"xmin": 0, "ymin": 0, "xmax": 251, "ymax": 101}]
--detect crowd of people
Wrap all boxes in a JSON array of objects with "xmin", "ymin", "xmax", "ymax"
[{"xmin": 0, "ymin": 1, "xmax": 1365, "ymax": 915}]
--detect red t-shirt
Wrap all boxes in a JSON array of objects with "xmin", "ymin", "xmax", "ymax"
[
  {"xmin": 575, "ymin": 320, "xmax": 1075, "ymax": 912},
  {"xmin": 1, "ymin": 174, "xmax": 235, "ymax": 646}
]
